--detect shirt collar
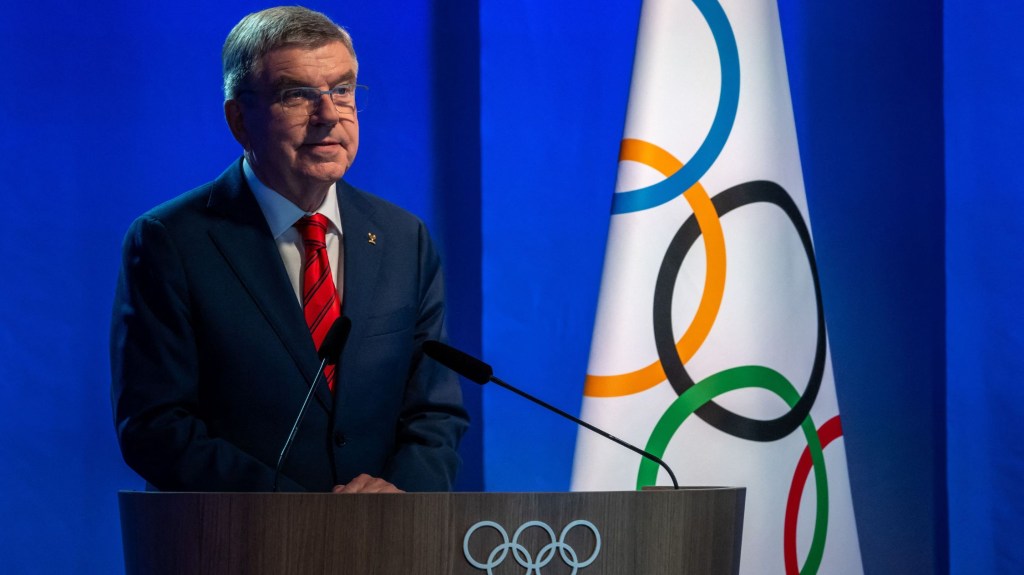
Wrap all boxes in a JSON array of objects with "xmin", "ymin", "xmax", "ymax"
[{"xmin": 243, "ymin": 158, "xmax": 343, "ymax": 239}]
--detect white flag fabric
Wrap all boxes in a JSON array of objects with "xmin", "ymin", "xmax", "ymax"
[{"xmin": 570, "ymin": 1, "xmax": 863, "ymax": 573}]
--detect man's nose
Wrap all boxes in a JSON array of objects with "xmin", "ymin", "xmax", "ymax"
[{"xmin": 311, "ymin": 94, "xmax": 342, "ymax": 123}]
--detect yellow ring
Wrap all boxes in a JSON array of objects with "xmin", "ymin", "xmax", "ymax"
[{"xmin": 584, "ymin": 139, "xmax": 726, "ymax": 397}]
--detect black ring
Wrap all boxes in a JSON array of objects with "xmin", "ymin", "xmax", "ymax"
[{"xmin": 652, "ymin": 180, "xmax": 825, "ymax": 442}]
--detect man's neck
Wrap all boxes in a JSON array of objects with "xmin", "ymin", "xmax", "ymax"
[{"xmin": 244, "ymin": 155, "xmax": 331, "ymax": 212}]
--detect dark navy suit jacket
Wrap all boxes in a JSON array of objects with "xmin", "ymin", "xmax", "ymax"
[{"xmin": 111, "ymin": 159, "xmax": 467, "ymax": 492}]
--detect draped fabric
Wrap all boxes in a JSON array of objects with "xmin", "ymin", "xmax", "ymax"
[
  {"xmin": 945, "ymin": 2, "xmax": 1024, "ymax": 573},
  {"xmin": 570, "ymin": 3, "xmax": 862, "ymax": 572}
]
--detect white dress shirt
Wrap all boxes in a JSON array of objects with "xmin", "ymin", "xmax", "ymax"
[{"xmin": 243, "ymin": 158, "xmax": 344, "ymax": 305}]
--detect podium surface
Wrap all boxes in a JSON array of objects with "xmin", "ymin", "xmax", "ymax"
[{"xmin": 120, "ymin": 488, "xmax": 744, "ymax": 574}]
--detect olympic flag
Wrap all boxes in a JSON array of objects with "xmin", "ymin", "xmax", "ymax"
[{"xmin": 570, "ymin": 1, "xmax": 863, "ymax": 573}]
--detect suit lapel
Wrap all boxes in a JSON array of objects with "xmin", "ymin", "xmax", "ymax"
[
  {"xmin": 338, "ymin": 180, "xmax": 382, "ymax": 332},
  {"xmin": 334, "ymin": 181, "xmax": 381, "ymax": 407},
  {"xmin": 205, "ymin": 160, "xmax": 332, "ymax": 411}
]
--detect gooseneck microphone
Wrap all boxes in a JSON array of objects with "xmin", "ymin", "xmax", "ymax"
[
  {"xmin": 272, "ymin": 317, "xmax": 352, "ymax": 492},
  {"xmin": 422, "ymin": 340, "xmax": 679, "ymax": 489}
]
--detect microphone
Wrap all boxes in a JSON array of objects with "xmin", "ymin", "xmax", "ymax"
[
  {"xmin": 422, "ymin": 340, "xmax": 680, "ymax": 489},
  {"xmin": 272, "ymin": 317, "xmax": 352, "ymax": 492}
]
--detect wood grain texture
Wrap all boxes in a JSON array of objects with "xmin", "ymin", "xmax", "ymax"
[{"xmin": 120, "ymin": 488, "xmax": 744, "ymax": 574}]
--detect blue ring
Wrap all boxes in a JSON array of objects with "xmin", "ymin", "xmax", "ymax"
[{"xmin": 611, "ymin": 0, "xmax": 739, "ymax": 214}]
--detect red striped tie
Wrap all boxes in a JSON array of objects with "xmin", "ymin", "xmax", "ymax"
[{"xmin": 295, "ymin": 214, "xmax": 342, "ymax": 391}]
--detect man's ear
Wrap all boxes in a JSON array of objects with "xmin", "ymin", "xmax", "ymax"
[{"xmin": 225, "ymin": 99, "xmax": 249, "ymax": 149}]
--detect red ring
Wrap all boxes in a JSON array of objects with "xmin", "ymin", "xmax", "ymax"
[{"xmin": 784, "ymin": 416, "xmax": 844, "ymax": 574}]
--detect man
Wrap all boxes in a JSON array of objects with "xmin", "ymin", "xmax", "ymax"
[{"xmin": 111, "ymin": 6, "xmax": 467, "ymax": 493}]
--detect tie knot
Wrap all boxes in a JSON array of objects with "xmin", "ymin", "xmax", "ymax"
[{"xmin": 295, "ymin": 213, "xmax": 330, "ymax": 245}]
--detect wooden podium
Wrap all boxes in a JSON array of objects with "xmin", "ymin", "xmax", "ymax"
[{"xmin": 119, "ymin": 488, "xmax": 744, "ymax": 574}]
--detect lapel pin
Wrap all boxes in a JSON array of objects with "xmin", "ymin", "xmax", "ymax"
[{"xmin": 368, "ymin": 232, "xmax": 377, "ymax": 245}]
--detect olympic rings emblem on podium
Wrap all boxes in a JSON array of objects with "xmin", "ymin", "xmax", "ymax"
[{"xmin": 463, "ymin": 519, "xmax": 601, "ymax": 574}]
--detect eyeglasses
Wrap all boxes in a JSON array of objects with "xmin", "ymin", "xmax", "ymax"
[{"xmin": 274, "ymin": 84, "xmax": 368, "ymax": 116}]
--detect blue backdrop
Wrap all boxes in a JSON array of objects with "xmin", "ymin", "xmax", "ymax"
[
  {"xmin": 0, "ymin": 0, "xmax": 1019, "ymax": 573},
  {"xmin": 945, "ymin": 2, "xmax": 1024, "ymax": 574}
]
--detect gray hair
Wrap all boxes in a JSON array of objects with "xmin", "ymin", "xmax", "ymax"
[{"xmin": 222, "ymin": 6, "xmax": 357, "ymax": 101}]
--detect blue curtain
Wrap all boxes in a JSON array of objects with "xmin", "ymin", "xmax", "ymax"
[
  {"xmin": 778, "ymin": 1, "xmax": 948, "ymax": 572},
  {"xmin": 945, "ymin": 2, "xmax": 1024, "ymax": 573},
  {"xmin": 0, "ymin": 1, "xmax": 484, "ymax": 571}
]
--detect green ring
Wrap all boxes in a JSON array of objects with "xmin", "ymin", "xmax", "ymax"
[{"xmin": 637, "ymin": 365, "xmax": 829, "ymax": 574}]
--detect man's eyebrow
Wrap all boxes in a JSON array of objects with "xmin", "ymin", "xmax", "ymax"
[
  {"xmin": 270, "ymin": 76, "xmax": 307, "ymax": 90},
  {"xmin": 270, "ymin": 71, "xmax": 356, "ymax": 91},
  {"xmin": 327, "ymin": 71, "xmax": 357, "ymax": 87}
]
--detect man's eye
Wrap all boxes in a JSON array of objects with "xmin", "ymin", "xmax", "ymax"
[
  {"xmin": 281, "ymin": 88, "xmax": 312, "ymax": 103},
  {"xmin": 331, "ymin": 85, "xmax": 353, "ymax": 97}
]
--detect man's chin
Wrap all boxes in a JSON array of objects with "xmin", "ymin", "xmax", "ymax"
[{"xmin": 298, "ymin": 162, "xmax": 348, "ymax": 184}]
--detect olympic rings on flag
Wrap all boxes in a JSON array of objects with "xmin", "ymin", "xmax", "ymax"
[
  {"xmin": 587, "ymin": 4, "xmax": 845, "ymax": 572},
  {"xmin": 653, "ymin": 180, "xmax": 826, "ymax": 442},
  {"xmin": 583, "ymin": 139, "xmax": 727, "ymax": 399},
  {"xmin": 637, "ymin": 365, "xmax": 832, "ymax": 575},
  {"xmin": 638, "ymin": 180, "xmax": 835, "ymax": 574}
]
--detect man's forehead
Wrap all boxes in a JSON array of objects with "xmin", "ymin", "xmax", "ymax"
[{"xmin": 259, "ymin": 42, "xmax": 356, "ymax": 83}]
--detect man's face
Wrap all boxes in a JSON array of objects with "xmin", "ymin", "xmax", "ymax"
[{"xmin": 226, "ymin": 41, "xmax": 359, "ymax": 207}]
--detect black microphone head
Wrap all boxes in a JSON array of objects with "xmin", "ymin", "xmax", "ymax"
[
  {"xmin": 422, "ymin": 340, "xmax": 493, "ymax": 384},
  {"xmin": 318, "ymin": 317, "xmax": 352, "ymax": 361}
]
